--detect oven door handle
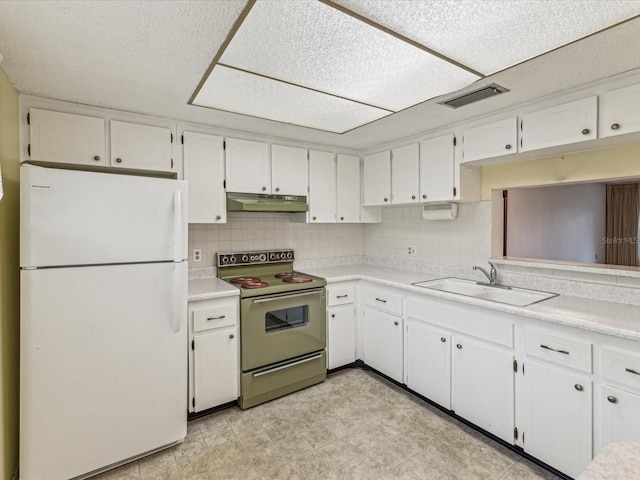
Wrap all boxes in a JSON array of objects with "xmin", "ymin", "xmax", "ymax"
[
  {"xmin": 252, "ymin": 289, "xmax": 324, "ymax": 304},
  {"xmin": 253, "ymin": 354, "xmax": 323, "ymax": 377}
]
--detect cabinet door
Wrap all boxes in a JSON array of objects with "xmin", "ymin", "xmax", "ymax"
[
  {"xmin": 522, "ymin": 361, "xmax": 592, "ymax": 478},
  {"xmin": 225, "ymin": 138, "xmax": 270, "ymax": 194},
  {"xmin": 110, "ymin": 120, "xmax": 173, "ymax": 172},
  {"xmin": 419, "ymin": 134, "xmax": 455, "ymax": 202},
  {"xmin": 336, "ymin": 154, "xmax": 360, "ymax": 223},
  {"xmin": 363, "ymin": 308, "xmax": 403, "ymax": 382},
  {"xmin": 391, "ymin": 143, "xmax": 419, "ymax": 204},
  {"xmin": 308, "ymin": 150, "xmax": 336, "ymax": 223},
  {"xmin": 520, "ymin": 97, "xmax": 597, "ymax": 152},
  {"xmin": 462, "ymin": 117, "xmax": 517, "ymax": 163},
  {"xmin": 29, "ymin": 109, "xmax": 106, "ymax": 167},
  {"xmin": 451, "ymin": 336, "xmax": 514, "ymax": 443},
  {"xmin": 193, "ymin": 328, "xmax": 238, "ymax": 412},
  {"xmin": 406, "ymin": 319, "xmax": 451, "ymax": 409},
  {"xmin": 328, "ymin": 305, "xmax": 356, "ymax": 370},
  {"xmin": 363, "ymin": 151, "xmax": 391, "ymax": 206},
  {"xmin": 183, "ymin": 132, "xmax": 226, "ymax": 224},
  {"xmin": 599, "ymin": 385, "xmax": 640, "ymax": 453},
  {"xmin": 271, "ymin": 144, "xmax": 308, "ymax": 196},
  {"xmin": 601, "ymin": 82, "xmax": 640, "ymax": 138}
]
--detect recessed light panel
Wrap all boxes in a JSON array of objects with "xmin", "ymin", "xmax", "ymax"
[
  {"xmin": 193, "ymin": 65, "xmax": 391, "ymax": 133},
  {"xmin": 333, "ymin": 0, "xmax": 640, "ymax": 74},
  {"xmin": 218, "ymin": 0, "xmax": 479, "ymax": 112}
]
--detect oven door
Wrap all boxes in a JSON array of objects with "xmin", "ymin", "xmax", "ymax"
[{"xmin": 241, "ymin": 288, "xmax": 326, "ymax": 371}]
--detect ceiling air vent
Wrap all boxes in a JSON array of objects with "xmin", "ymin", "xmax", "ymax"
[{"xmin": 439, "ymin": 83, "xmax": 509, "ymax": 109}]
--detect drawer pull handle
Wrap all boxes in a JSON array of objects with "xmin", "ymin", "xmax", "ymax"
[
  {"xmin": 625, "ymin": 368, "xmax": 640, "ymax": 376},
  {"xmin": 607, "ymin": 396, "xmax": 617, "ymax": 404},
  {"xmin": 375, "ymin": 298, "xmax": 387, "ymax": 303},
  {"xmin": 575, "ymin": 384, "xmax": 583, "ymax": 391},
  {"xmin": 540, "ymin": 344, "xmax": 569, "ymax": 355},
  {"xmin": 207, "ymin": 315, "xmax": 226, "ymax": 321},
  {"xmin": 336, "ymin": 295, "xmax": 349, "ymax": 298},
  {"xmin": 440, "ymin": 337, "xmax": 446, "ymax": 343}
]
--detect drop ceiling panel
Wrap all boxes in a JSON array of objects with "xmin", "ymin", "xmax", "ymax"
[
  {"xmin": 333, "ymin": 0, "xmax": 640, "ymax": 74},
  {"xmin": 218, "ymin": 0, "xmax": 480, "ymax": 112},
  {"xmin": 193, "ymin": 65, "xmax": 391, "ymax": 133}
]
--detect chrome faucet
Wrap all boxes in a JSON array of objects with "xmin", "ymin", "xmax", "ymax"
[{"xmin": 473, "ymin": 261, "xmax": 497, "ymax": 285}]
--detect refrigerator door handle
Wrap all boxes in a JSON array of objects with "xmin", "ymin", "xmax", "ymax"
[
  {"xmin": 173, "ymin": 190, "xmax": 183, "ymax": 263},
  {"xmin": 172, "ymin": 262, "xmax": 187, "ymax": 333}
]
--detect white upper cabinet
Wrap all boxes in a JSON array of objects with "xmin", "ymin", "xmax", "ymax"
[
  {"xmin": 391, "ymin": 143, "xmax": 419, "ymax": 204},
  {"xmin": 462, "ymin": 117, "xmax": 518, "ymax": 163},
  {"xmin": 363, "ymin": 150, "xmax": 391, "ymax": 207},
  {"xmin": 29, "ymin": 108, "xmax": 107, "ymax": 167},
  {"xmin": 270, "ymin": 144, "xmax": 308, "ymax": 196},
  {"xmin": 182, "ymin": 131, "xmax": 226, "ymax": 224},
  {"xmin": 225, "ymin": 138, "xmax": 270, "ymax": 194},
  {"xmin": 336, "ymin": 154, "xmax": 361, "ymax": 223},
  {"xmin": 308, "ymin": 150, "xmax": 336, "ymax": 223},
  {"xmin": 600, "ymin": 82, "xmax": 640, "ymax": 138},
  {"xmin": 110, "ymin": 120, "xmax": 174, "ymax": 173},
  {"xmin": 420, "ymin": 134, "xmax": 455, "ymax": 202},
  {"xmin": 520, "ymin": 96, "xmax": 597, "ymax": 152}
]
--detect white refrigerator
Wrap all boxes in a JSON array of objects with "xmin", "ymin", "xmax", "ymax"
[{"xmin": 20, "ymin": 165, "xmax": 189, "ymax": 480}]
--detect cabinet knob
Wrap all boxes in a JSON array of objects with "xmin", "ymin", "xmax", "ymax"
[
  {"xmin": 581, "ymin": 128, "xmax": 590, "ymax": 135},
  {"xmin": 611, "ymin": 123, "xmax": 620, "ymax": 130},
  {"xmin": 384, "ymin": 198, "xmax": 388, "ymax": 202},
  {"xmin": 216, "ymin": 215, "xmax": 221, "ymax": 220},
  {"xmin": 456, "ymin": 344, "xmax": 462, "ymax": 349},
  {"xmin": 275, "ymin": 187, "xmax": 280, "ymax": 192},
  {"xmin": 229, "ymin": 334, "xmax": 235, "ymax": 339},
  {"xmin": 340, "ymin": 216, "xmax": 344, "ymax": 221},
  {"xmin": 575, "ymin": 384, "xmax": 584, "ymax": 391},
  {"xmin": 607, "ymin": 395, "xmax": 617, "ymax": 404},
  {"xmin": 116, "ymin": 157, "xmax": 123, "ymax": 163},
  {"xmin": 94, "ymin": 155, "xmax": 101, "ymax": 161},
  {"xmin": 394, "ymin": 321, "xmax": 399, "ymax": 326},
  {"xmin": 411, "ymin": 195, "xmax": 416, "ymax": 200},
  {"xmin": 505, "ymin": 144, "xmax": 511, "ymax": 150},
  {"xmin": 422, "ymin": 194, "xmax": 427, "ymax": 199},
  {"xmin": 440, "ymin": 337, "xmax": 446, "ymax": 343},
  {"xmin": 331, "ymin": 314, "xmax": 335, "ymax": 318},
  {"xmin": 312, "ymin": 216, "xmax": 317, "ymax": 221},
  {"xmin": 262, "ymin": 186, "xmax": 267, "ymax": 191}
]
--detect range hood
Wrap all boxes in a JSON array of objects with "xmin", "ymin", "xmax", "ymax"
[{"xmin": 226, "ymin": 192, "xmax": 308, "ymax": 213}]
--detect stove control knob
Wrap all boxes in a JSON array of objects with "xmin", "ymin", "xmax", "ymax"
[
  {"xmin": 241, "ymin": 255, "xmax": 249, "ymax": 263},
  {"xmin": 221, "ymin": 256, "xmax": 229, "ymax": 264},
  {"xmin": 270, "ymin": 253, "xmax": 276, "ymax": 260},
  {"xmin": 229, "ymin": 256, "xmax": 236, "ymax": 264},
  {"xmin": 258, "ymin": 253, "xmax": 266, "ymax": 262},
  {"xmin": 287, "ymin": 252, "xmax": 293, "ymax": 259}
]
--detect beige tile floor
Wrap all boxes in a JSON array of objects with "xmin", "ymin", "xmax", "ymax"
[{"xmin": 92, "ymin": 368, "xmax": 563, "ymax": 480}]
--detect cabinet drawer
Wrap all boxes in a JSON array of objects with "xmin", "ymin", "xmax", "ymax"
[
  {"xmin": 362, "ymin": 288, "xmax": 403, "ymax": 315},
  {"xmin": 327, "ymin": 284, "xmax": 355, "ymax": 306},
  {"xmin": 192, "ymin": 304, "xmax": 236, "ymax": 332},
  {"xmin": 524, "ymin": 328, "xmax": 592, "ymax": 373},
  {"xmin": 601, "ymin": 347, "xmax": 640, "ymax": 391}
]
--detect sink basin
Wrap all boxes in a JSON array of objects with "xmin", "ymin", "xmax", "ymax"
[{"xmin": 412, "ymin": 278, "xmax": 558, "ymax": 307}]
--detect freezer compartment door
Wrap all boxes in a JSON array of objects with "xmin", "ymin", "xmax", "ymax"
[
  {"xmin": 20, "ymin": 165, "xmax": 188, "ymax": 267},
  {"xmin": 20, "ymin": 262, "xmax": 187, "ymax": 480}
]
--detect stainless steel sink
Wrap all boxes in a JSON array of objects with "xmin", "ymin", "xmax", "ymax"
[{"xmin": 412, "ymin": 277, "xmax": 558, "ymax": 307}]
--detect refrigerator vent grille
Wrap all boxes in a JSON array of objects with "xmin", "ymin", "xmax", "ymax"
[{"xmin": 439, "ymin": 83, "xmax": 509, "ymax": 109}]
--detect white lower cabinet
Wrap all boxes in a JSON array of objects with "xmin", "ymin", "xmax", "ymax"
[
  {"xmin": 405, "ymin": 319, "xmax": 451, "ymax": 409},
  {"xmin": 363, "ymin": 307, "xmax": 403, "ymax": 382},
  {"xmin": 451, "ymin": 336, "xmax": 514, "ymax": 443},
  {"xmin": 188, "ymin": 297, "xmax": 239, "ymax": 413},
  {"xmin": 522, "ymin": 360, "xmax": 592, "ymax": 478},
  {"xmin": 328, "ymin": 305, "xmax": 356, "ymax": 370},
  {"xmin": 599, "ymin": 385, "xmax": 640, "ymax": 451}
]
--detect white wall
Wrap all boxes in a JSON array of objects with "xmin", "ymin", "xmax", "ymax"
[
  {"xmin": 506, "ymin": 183, "xmax": 606, "ymax": 264},
  {"xmin": 188, "ymin": 213, "xmax": 364, "ymax": 268}
]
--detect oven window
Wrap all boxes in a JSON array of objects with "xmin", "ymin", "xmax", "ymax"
[{"xmin": 265, "ymin": 306, "xmax": 309, "ymax": 333}]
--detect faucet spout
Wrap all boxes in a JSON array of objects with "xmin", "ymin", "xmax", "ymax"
[{"xmin": 473, "ymin": 261, "xmax": 497, "ymax": 285}]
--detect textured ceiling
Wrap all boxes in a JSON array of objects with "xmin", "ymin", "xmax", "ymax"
[{"xmin": 1, "ymin": 1, "xmax": 640, "ymax": 150}]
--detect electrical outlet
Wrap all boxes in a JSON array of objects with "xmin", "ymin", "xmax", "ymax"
[
  {"xmin": 192, "ymin": 249, "xmax": 202, "ymax": 262},
  {"xmin": 407, "ymin": 245, "xmax": 417, "ymax": 257}
]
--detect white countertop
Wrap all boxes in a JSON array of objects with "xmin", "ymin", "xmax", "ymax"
[
  {"xmin": 187, "ymin": 264, "xmax": 640, "ymax": 341},
  {"xmin": 297, "ymin": 264, "xmax": 640, "ymax": 342}
]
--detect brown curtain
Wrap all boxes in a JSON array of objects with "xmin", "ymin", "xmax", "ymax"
[{"xmin": 606, "ymin": 183, "xmax": 640, "ymax": 266}]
